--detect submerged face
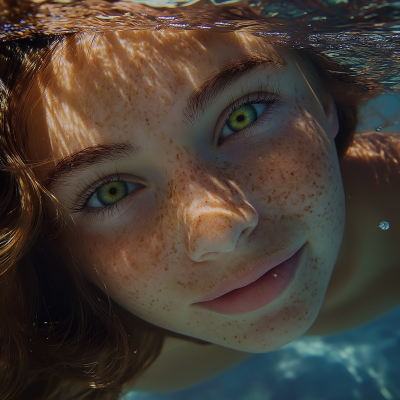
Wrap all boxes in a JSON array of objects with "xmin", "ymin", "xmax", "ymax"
[{"xmin": 29, "ymin": 30, "xmax": 345, "ymax": 353}]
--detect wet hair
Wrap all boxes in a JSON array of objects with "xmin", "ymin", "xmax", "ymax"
[{"xmin": 0, "ymin": 30, "xmax": 384, "ymax": 400}]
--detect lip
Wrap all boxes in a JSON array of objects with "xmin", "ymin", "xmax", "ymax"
[
  {"xmin": 192, "ymin": 243, "xmax": 306, "ymax": 315},
  {"xmin": 195, "ymin": 243, "xmax": 306, "ymax": 303}
]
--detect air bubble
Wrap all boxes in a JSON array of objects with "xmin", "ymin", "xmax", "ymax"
[{"xmin": 377, "ymin": 221, "xmax": 390, "ymax": 230}]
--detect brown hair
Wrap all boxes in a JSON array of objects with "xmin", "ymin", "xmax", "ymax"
[{"xmin": 0, "ymin": 29, "xmax": 384, "ymax": 400}]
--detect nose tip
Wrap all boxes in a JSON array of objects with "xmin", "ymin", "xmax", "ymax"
[{"xmin": 185, "ymin": 209, "xmax": 258, "ymax": 262}]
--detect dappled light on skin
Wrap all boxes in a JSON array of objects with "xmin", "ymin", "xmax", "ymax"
[
  {"xmin": 209, "ymin": 176, "xmax": 229, "ymax": 191},
  {"xmin": 293, "ymin": 117, "xmax": 308, "ymax": 135},
  {"xmin": 294, "ymin": 61, "xmax": 325, "ymax": 115},
  {"xmin": 39, "ymin": 30, "xmax": 214, "ymax": 160},
  {"xmin": 238, "ymin": 32, "xmax": 280, "ymax": 58},
  {"xmin": 42, "ymin": 96, "xmax": 98, "ymax": 158},
  {"xmin": 27, "ymin": 30, "xmax": 346, "ymax": 353},
  {"xmin": 177, "ymin": 176, "xmax": 258, "ymax": 261},
  {"xmin": 293, "ymin": 109, "xmax": 330, "ymax": 151}
]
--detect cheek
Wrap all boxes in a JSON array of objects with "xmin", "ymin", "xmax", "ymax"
[
  {"xmin": 240, "ymin": 120, "xmax": 342, "ymax": 219},
  {"xmin": 72, "ymin": 198, "xmax": 183, "ymax": 302},
  {"xmin": 222, "ymin": 112, "xmax": 345, "ymax": 260}
]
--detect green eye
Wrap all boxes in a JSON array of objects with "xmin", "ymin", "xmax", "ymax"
[
  {"xmin": 97, "ymin": 182, "xmax": 127, "ymax": 206},
  {"xmin": 227, "ymin": 105, "xmax": 258, "ymax": 132},
  {"xmin": 221, "ymin": 103, "xmax": 268, "ymax": 140},
  {"xmin": 87, "ymin": 181, "xmax": 136, "ymax": 208}
]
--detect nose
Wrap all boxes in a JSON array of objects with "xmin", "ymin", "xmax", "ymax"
[{"xmin": 180, "ymin": 178, "xmax": 258, "ymax": 262}]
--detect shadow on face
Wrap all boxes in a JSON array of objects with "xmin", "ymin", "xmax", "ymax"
[{"xmin": 27, "ymin": 30, "xmax": 345, "ymax": 353}]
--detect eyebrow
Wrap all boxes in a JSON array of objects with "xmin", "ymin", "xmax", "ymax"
[
  {"xmin": 183, "ymin": 51, "xmax": 287, "ymax": 126},
  {"xmin": 45, "ymin": 143, "xmax": 141, "ymax": 189}
]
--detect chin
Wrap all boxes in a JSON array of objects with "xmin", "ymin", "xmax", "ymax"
[{"xmin": 242, "ymin": 300, "xmax": 325, "ymax": 353}]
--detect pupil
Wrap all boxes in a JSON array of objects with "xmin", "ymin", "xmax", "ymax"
[
  {"xmin": 236, "ymin": 114, "xmax": 245, "ymax": 122},
  {"xmin": 109, "ymin": 187, "xmax": 117, "ymax": 195}
]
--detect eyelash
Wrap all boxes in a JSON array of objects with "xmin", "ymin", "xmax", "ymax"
[
  {"xmin": 72, "ymin": 85, "xmax": 284, "ymax": 217},
  {"xmin": 71, "ymin": 174, "xmax": 138, "ymax": 218},
  {"xmin": 217, "ymin": 88, "xmax": 282, "ymax": 144}
]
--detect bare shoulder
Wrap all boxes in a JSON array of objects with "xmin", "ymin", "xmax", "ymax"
[
  {"xmin": 306, "ymin": 132, "xmax": 400, "ymax": 336},
  {"xmin": 126, "ymin": 336, "xmax": 253, "ymax": 393}
]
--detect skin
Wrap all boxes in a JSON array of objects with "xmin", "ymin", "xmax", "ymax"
[{"xmin": 28, "ymin": 30, "xmax": 343, "ymax": 353}]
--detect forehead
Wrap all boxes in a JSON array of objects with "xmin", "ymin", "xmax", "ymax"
[
  {"xmin": 49, "ymin": 30, "xmax": 281, "ymax": 87},
  {"xmin": 32, "ymin": 30, "xmax": 288, "ymax": 162}
]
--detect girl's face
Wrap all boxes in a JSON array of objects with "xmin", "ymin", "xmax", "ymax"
[{"xmin": 29, "ymin": 30, "xmax": 344, "ymax": 353}]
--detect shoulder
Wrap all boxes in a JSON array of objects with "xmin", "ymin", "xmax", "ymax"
[
  {"xmin": 341, "ymin": 132, "xmax": 400, "ymax": 187},
  {"xmin": 306, "ymin": 132, "xmax": 400, "ymax": 336},
  {"xmin": 125, "ymin": 336, "xmax": 253, "ymax": 393}
]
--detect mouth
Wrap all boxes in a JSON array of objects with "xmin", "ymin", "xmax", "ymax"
[{"xmin": 192, "ymin": 243, "xmax": 306, "ymax": 315}]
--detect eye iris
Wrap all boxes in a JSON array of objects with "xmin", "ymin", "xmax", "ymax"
[
  {"xmin": 97, "ymin": 182, "xmax": 128, "ymax": 206},
  {"xmin": 227, "ymin": 105, "xmax": 257, "ymax": 132}
]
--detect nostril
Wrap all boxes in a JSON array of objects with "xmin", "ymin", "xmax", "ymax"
[
  {"xmin": 242, "ymin": 225, "xmax": 255, "ymax": 238},
  {"xmin": 184, "ymin": 200, "xmax": 258, "ymax": 261}
]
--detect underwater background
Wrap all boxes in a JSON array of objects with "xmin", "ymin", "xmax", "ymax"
[
  {"xmin": 120, "ymin": 93, "xmax": 400, "ymax": 400},
  {"xmin": 2, "ymin": 1, "xmax": 399, "ymax": 399},
  {"xmin": 123, "ymin": 305, "xmax": 400, "ymax": 400}
]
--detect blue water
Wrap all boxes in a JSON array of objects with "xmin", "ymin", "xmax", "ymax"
[
  {"xmin": 123, "ymin": 306, "xmax": 400, "ymax": 400},
  {"xmin": 357, "ymin": 94, "xmax": 400, "ymax": 133},
  {"xmin": 122, "ymin": 94, "xmax": 400, "ymax": 400}
]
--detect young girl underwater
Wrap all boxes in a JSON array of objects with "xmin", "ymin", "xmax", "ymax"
[{"xmin": 0, "ymin": 4, "xmax": 400, "ymax": 400}]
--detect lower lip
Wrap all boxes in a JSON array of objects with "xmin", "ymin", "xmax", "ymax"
[{"xmin": 193, "ymin": 245, "xmax": 305, "ymax": 315}]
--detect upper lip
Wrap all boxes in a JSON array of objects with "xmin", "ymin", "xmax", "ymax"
[{"xmin": 194, "ymin": 243, "xmax": 305, "ymax": 303}]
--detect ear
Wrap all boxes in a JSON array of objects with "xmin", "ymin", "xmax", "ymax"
[{"xmin": 321, "ymin": 95, "xmax": 339, "ymax": 139}]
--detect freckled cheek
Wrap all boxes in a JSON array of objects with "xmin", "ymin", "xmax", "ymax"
[
  {"xmin": 73, "ymin": 195, "xmax": 181, "ymax": 293},
  {"xmin": 237, "ymin": 134, "xmax": 339, "ymax": 213}
]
